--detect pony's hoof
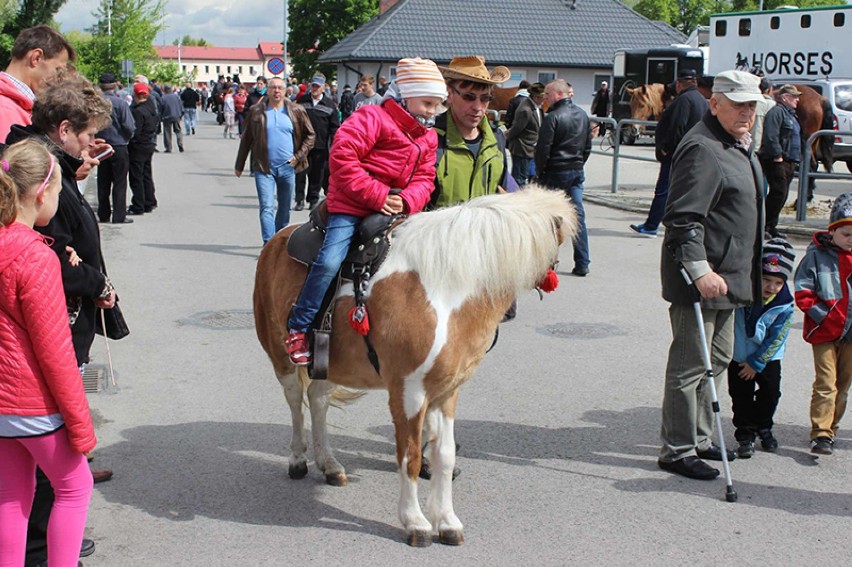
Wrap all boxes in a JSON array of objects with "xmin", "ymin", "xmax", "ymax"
[
  {"xmin": 289, "ymin": 462, "xmax": 308, "ymax": 479},
  {"xmin": 406, "ymin": 530, "xmax": 433, "ymax": 547},
  {"xmin": 438, "ymin": 529, "xmax": 464, "ymax": 546},
  {"xmin": 325, "ymin": 472, "xmax": 348, "ymax": 486}
]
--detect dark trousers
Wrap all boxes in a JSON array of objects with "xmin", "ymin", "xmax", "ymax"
[
  {"xmin": 96, "ymin": 144, "xmax": 129, "ymax": 222},
  {"xmin": 643, "ymin": 158, "xmax": 671, "ymax": 231},
  {"xmin": 24, "ymin": 468, "xmax": 52, "ymax": 566},
  {"xmin": 304, "ymin": 149, "xmax": 328, "ymax": 205},
  {"xmin": 129, "ymin": 143, "xmax": 156, "ymax": 212},
  {"xmin": 727, "ymin": 359, "xmax": 782, "ymax": 441},
  {"xmin": 511, "ymin": 155, "xmax": 532, "ymax": 186},
  {"xmin": 762, "ymin": 158, "xmax": 796, "ymax": 232}
]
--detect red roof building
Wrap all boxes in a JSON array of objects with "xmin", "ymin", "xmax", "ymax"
[{"xmin": 155, "ymin": 43, "xmax": 291, "ymax": 86}]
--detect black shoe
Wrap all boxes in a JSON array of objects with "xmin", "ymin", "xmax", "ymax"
[
  {"xmin": 98, "ymin": 218, "xmax": 110, "ymax": 223},
  {"xmin": 758, "ymin": 429, "xmax": 778, "ymax": 452},
  {"xmin": 658, "ymin": 456, "xmax": 719, "ymax": 480},
  {"xmin": 294, "ymin": 201, "xmax": 304, "ymax": 211},
  {"xmin": 736, "ymin": 440, "xmax": 755, "ymax": 459},
  {"xmin": 127, "ymin": 208, "xmax": 144, "ymax": 216},
  {"xmin": 179, "ymin": 146, "xmax": 185, "ymax": 152},
  {"xmin": 571, "ymin": 266, "xmax": 589, "ymax": 277},
  {"xmin": 811, "ymin": 436, "xmax": 834, "ymax": 455},
  {"xmin": 80, "ymin": 538, "xmax": 95, "ymax": 557},
  {"xmin": 191, "ymin": 127, "xmax": 196, "ymax": 135},
  {"xmin": 696, "ymin": 444, "xmax": 736, "ymax": 461},
  {"xmin": 112, "ymin": 218, "xmax": 133, "ymax": 224},
  {"xmin": 164, "ymin": 150, "xmax": 172, "ymax": 153},
  {"xmin": 308, "ymin": 201, "xmax": 317, "ymax": 211}
]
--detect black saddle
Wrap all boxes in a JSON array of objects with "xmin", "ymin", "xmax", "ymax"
[{"xmin": 287, "ymin": 199, "xmax": 403, "ymax": 278}]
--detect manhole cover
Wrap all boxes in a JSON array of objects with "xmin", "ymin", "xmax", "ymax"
[
  {"xmin": 537, "ymin": 322, "xmax": 625, "ymax": 340},
  {"xmin": 180, "ymin": 309, "xmax": 255, "ymax": 330}
]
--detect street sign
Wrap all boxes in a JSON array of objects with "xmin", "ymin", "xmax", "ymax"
[
  {"xmin": 267, "ymin": 57, "xmax": 285, "ymax": 75},
  {"xmin": 121, "ymin": 59, "xmax": 134, "ymax": 77}
]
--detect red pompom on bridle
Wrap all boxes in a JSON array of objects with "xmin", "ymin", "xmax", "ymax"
[
  {"xmin": 349, "ymin": 305, "xmax": 370, "ymax": 336},
  {"xmin": 536, "ymin": 268, "xmax": 559, "ymax": 293}
]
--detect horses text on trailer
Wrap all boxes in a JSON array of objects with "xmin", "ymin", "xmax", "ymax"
[
  {"xmin": 708, "ymin": 5, "xmax": 852, "ymax": 79},
  {"xmin": 709, "ymin": 5, "xmax": 852, "ymax": 171},
  {"xmin": 612, "ymin": 47, "xmax": 704, "ymax": 142}
]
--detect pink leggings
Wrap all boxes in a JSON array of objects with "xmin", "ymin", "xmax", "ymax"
[{"xmin": 0, "ymin": 428, "xmax": 93, "ymax": 567}]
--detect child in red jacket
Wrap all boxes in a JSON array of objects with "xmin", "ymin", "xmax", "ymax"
[
  {"xmin": 286, "ymin": 58, "xmax": 446, "ymax": 365},
  {"xmin": 0, "ymin": 140, "xmax": 95, "ymax": 566}
]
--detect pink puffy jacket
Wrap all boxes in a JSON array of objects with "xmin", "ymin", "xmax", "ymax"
[
  {"xmin": 326, "ymin": 98, "xmax": 437, "ymax": 217},
  {"xmin": 0, "ymin": 222, "xmax": 96, "ymax": 453}
]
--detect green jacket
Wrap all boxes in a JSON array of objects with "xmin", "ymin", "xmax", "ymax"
[{"xmin": 433, "ymin": 113, "xmax": 506, "ymax": 207}]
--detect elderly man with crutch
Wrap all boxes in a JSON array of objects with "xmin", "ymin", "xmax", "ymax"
[{"xmin": 658, "ymin": 71, "xmax": 765, "ymax": 499}]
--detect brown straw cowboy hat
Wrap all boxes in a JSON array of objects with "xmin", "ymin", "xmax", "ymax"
[{"xmin": 439, "ymin": 56, "xmax": 511, "ymax": 85}]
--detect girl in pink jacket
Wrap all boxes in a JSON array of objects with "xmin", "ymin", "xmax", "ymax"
[
  {"xmin": 0, "ymin": 139, "xmax": 95, "ymax": 567},
  {"xmin": 286, "ymin": 58, "xmax": 447, "ymax": 365}
]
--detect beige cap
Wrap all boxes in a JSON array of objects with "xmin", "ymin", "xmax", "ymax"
[
  {"xmin": 777, "ymin": 84, "xmax": 802, "ymax": 97},
  {"xmin": 712, "ymin": 70, "xmax": 763, "ymax": 103}
]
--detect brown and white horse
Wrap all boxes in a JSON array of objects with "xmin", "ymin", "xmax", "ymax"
[{"xmin": 254, "ymin": 187, "xmax": 577, "ymax": 546}]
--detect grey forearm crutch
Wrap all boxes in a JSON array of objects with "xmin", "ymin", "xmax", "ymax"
[{"xmin": 679, "ymin": 266, "xmax": 738, "ymax": 503}]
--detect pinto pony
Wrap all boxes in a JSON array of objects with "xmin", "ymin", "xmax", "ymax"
[{"xmin": 254, "ymin": 187, "xmax": 577, "ymax": 546}]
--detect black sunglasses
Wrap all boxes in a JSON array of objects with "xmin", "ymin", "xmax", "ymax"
[{"xmin": 451, "ymin": 86, "xmax": 494, "ymax": 104}]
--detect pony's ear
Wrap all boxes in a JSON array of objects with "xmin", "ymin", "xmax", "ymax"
[{"xmin": 626, "ymin": 87, "xmax": 635, "ymax": 95}]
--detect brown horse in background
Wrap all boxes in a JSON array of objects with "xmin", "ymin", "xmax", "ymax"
[
  {"xmin": 253, "ymin": 187, "xmax": 577, "ymax": 546},
  {"xmin": 490, "ymin": 86, "xmax": 518, "ymax": 113},
  {"xmin": 625, "ymin": 80, "xmax": 834, "ymax": 171}
]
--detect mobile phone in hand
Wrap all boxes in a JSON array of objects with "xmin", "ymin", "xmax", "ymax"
[{"xmin": 94, "ymin": 148, "xmax": 114, "ymax": 161}]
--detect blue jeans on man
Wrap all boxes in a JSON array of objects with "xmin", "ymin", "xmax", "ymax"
[
  {"xmin": 643, "ymin": 158, "xmax": 671, "ymax": 231},
  {"xmin": 254, "ymin": 163, "xmax": 295, "ymax": 244},
  {"xmin": 511, "ymin": 156, "xmax": 532, "ymax": 186},
  {"xmin": 183, "ymin": 108, "xmax": 197, "ymax": 134},
  {"xmin": 545, "ymin": 169, "xmax": 590, "ymax": 272},
  {"xmin": 288, "ymin": 213, "xmax": 361, "ymax": 332}
]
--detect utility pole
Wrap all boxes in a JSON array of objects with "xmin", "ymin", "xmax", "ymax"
[{"xmin": 283, "ymin": 0, "xmax": 289, "ymax": 80}]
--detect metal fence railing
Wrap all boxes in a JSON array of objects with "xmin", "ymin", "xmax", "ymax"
[
  {"xmin": 796, "ymin": 129, "xmax": 852, "ymax": 221},
  {"xmin": 609, "ymin": 119, "xmax": 659, "ymax": 194}
]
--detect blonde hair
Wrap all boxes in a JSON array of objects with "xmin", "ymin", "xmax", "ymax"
[{"xmin": 0, "ymin": 140, "xmax": 57, "ymax": 226}]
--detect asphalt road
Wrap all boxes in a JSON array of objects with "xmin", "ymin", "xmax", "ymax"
[{"xmin": 80, "ymin": 112, "xmax": 852, "ymax": 566}]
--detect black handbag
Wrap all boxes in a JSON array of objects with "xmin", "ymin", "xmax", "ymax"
[{"xmin": 95, "ymin": 301, "xmax": 130, "ymax": 341}]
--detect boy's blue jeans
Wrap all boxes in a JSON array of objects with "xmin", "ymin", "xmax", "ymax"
[{"xmin": 288, "ymin": 213, "xmax": 361, "ymax": 333}]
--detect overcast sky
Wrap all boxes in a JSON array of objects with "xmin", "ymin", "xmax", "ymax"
[{"xmin": 55, "ymin": 0, "xmax": 289, "ymax": 48}]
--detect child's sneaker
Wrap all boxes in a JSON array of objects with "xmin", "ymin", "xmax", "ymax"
[
  {"xmin": 811, "ymin": 437, "xmax": 834, "ymax": 455},
  {"xmin": 758, "ymin": 429, "xmax": 778, "ymax": 452},
  {"xmin": 736, "ymin": 439, "xmax": 755, "ymax": 459},
  {"xmin": 285, "ymin": 331, "xmax": 311, "ymax": 366}
]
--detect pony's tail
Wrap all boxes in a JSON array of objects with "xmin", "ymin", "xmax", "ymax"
[{"xmin": 817, "ymin": 96, "xmax": 835, "ymax": 173}]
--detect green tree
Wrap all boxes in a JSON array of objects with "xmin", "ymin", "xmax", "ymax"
[
  {"xmin": 288, "ymin": 0, "xmax": 378, "ymax": 80},
  {"xmin": 630, "ymin": 0, "xmax": 844, "ymax": 35},
  {"xmin": 172, "ymin": 35, "xmax": 210, "ymax": 47},
  {"xmin": 80, "ymin": 0, "xmax": 165, "ymax": 83},
  {"xmin": 0, "ymin": 0, "xmax": 69, "ymax": 67}
]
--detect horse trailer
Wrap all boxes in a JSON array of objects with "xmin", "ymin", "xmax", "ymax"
[{"xmin": 612, "ymin": 47, "xmax": 704, "ymax": 143}]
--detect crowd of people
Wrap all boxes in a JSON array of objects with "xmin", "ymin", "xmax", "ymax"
[{"xmin": 3, "ymin": 21, "xmax": 852, "ymax": 565}]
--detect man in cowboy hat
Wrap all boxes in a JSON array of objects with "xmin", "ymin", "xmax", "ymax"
[{"xmin": 432, "ymin": 55, "xmax": 515, "ymax": 208}]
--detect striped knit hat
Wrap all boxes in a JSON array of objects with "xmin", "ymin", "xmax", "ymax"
[
  {"xmin": 395, "ymin": 58, "xmax": 447, "ymax": 100},
  {"xmin": 829, "ymin": 192, "xmax": 852, "ymax": 231},
  {"xmin": 762, "ymin": 238, "xmax": 796, "ymax": 281}
]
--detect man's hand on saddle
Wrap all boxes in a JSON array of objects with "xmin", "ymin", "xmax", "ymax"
[
  {"xmin": 380, "ymin": 194, "xmax": 404, "ymax": 216},
  {"xmin": 695, "ymin": 271, "xmax": 728, "ymax": 299}
]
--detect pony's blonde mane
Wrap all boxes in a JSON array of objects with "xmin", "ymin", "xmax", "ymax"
[{"xmin": 375, "ymin": 185, "xmax": 577, "ymax": 298}]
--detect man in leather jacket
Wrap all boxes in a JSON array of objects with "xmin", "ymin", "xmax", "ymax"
[{"xmin": 536, "ymin": 79, "xmax": 592, "ymax": 276}]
